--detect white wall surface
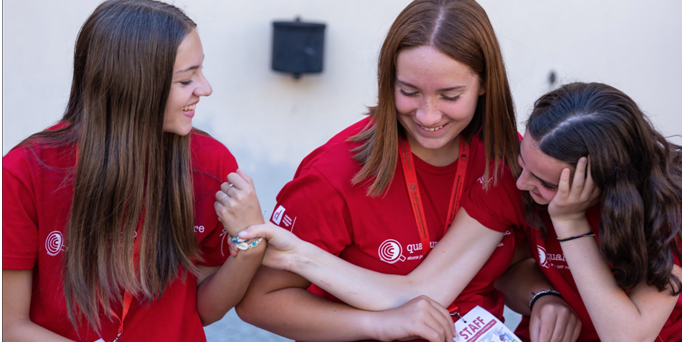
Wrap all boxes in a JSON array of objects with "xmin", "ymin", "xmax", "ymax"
[{"xmin": 3, "ymin": 1, "xmax": 681, "ymax": 215}]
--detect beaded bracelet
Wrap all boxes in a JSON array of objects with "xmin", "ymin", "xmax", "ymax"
[
  {"xmin": 557, "ymin": 231, "xmax": 594, "ymax": 242},
  {"xmin": 529, "ymin": 289, "xmax": 562, "ymax": 311},
  {"xmin": 230, "ymin": 235, "xmax": 264, "ymax": 250}
]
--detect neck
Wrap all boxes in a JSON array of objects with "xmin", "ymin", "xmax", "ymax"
[{"xmin": 406, "ymin": 135, "xmax": 461, "ymax": 167}]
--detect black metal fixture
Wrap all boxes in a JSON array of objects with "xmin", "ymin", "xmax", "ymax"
[{"xmin": 271, "ymin": 17, "xmax": 326, "ymax": 79}]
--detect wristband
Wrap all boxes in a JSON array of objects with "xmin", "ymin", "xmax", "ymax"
[
  {"xmin": 529, "ymin": 289, "xmax": 562, "ymax": 311},
  {"xmin": 230, "ymin": 235, "xmax": 263, "ymax": 250},
  {"xmin": 557, "ymin": 231, "xmax": 594, "ymax": 242}
]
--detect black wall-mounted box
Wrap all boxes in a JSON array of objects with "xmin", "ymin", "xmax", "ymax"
[{"xmin": 271, "ymin": 19, "xmax": 326, "ymax": 78}]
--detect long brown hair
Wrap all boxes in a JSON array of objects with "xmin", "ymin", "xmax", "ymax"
[
  {"xmin": 22, "ymin": 0, "xmax": 201, "ymax": 332},
  {"xmin": 525, "ymin": 82, "xmax": 682, "ymax": 294},
  {"xmin": 350, "ymin": 0, "xmax": 518, "ymax": 196}
]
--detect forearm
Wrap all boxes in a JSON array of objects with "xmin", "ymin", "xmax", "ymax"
[
  {"xmin": 3, "ymin": 269, "xmax": 75, "ymax": 342},
  {"xmin": 196, "ymin": 242, "xmax": 266, "ymax": 325},
  {"xmin": 495, "ymin": 257, "xmax": 553, "ymax": 315},
  {"xmin": 555, "ymin": 219, "xmax": 676, "ymax": 342},
  {"xmin": 236, "ymin": 267, "xmax": 381, "ymax": 341},
  {"xmin": 290, "ymin": 242, "xmax": 420, "ymax": 310},
  {"xmin": 3, "ymin": 320, "xmax": 76, "ymax": 342},
  {"xmin": 289, "ymin": 209, "xmax": 503, "ymax": 310}
]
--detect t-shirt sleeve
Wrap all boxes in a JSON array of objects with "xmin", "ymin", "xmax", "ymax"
[
  {"xmin": 193, "ymin": 137, "xmax": 239, "ymax": 267},
  {"xmin": 3, "ymin": 148, "xmax": 39, "ymax": 269},
  {"xmin": 198, "ymin": 223, "xmax": 231, "ymax": 267},
  {"xmin": 270, "ymin": 166, "xmax": 352, "ymax": 256},
  {"xmin": 461, "ymin": 164, "xmax": 524, "ymax": 233}
]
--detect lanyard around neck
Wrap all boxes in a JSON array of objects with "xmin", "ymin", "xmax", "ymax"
[{"xmin": 399, "ymin": 137, "xmax": 470, "ymax": 257}]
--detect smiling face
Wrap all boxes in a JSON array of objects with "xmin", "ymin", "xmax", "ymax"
[
  {"xmin": 395, "ymin": 45, "xmax": 484, "ymax": 166},
  {"xmin": 163, "ymin": 29, "xmax": 212, "ymax": 136},
  {"xmin": 516, "ymin": 133, "xmax": 574, "ymax": 205}
]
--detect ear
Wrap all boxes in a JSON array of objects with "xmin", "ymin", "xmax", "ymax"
[{"xmin": 478, "ymin": 83, "xmax": 486, "ymax": 96}]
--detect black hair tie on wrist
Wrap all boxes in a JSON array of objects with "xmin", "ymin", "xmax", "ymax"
[{"xmin": 529, "ymin": 289, "xmax": 563, "ymax": 311}]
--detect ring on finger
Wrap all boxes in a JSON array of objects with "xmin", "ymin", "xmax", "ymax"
[{"xmin": 219, "ymin": 193, "xmax": 228, "ymax": 201}]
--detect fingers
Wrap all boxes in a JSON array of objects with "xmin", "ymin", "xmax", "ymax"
[
  {"xmin": 556, "ymin": 168, "xmax": 571, "ymax": 199},
  {"xmin": 529, "ymin": 315, "xmax": 541, "ymax": 342},
  {"xmin": 570, "ymin": 319, "xmax": 581, "ymax": 342},
  {"xmin": 536, "ymin": 314, "xmax": 556, "ymax": 342},
  {"xmin": 549, "ymin": 314, "xmax": 568, "ymax": 342},
  {"xmin": 570, "ymin": 157, "xmax": 587, "ymax": 195},
  {"xmin": 236, "ymin": 168, "xmax": 253, "ymax": 184},
  {"xmin": 428, "ymin": 300, "xmax": 455, "ymax": 337},
  {"xmin": 215, "ymin": 189, "xmax": 229, "ymax": 203},
  {"xmin": 227, "ymin": 170, "xmax": 252, "ymax": 191},
  {"xmin": 416, "ymin": 296, "xmax": 453, "ymax": 342},
  {"xmin": 238, "ymin": 223, "xmax": 275, "ymax": 241},
  {"xmin": 581, "ymin": 156, "xmax": 599, "ymax": 202},
  {"xmin": 559, "ymin": 315, "xmax": 579, "ymax": 342}
]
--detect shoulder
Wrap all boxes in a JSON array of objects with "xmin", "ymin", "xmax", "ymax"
[
  {"xmin": 190, "ymin": 130, "xmax": 238, "ymax": 172},
  {"xmin": 294, "ymin": 118, "xmax": 370, "ymax": 187}
]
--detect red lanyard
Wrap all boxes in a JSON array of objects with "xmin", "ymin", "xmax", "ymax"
[
  {"xmin": 399, "ymin": 137, "xmax": 469, "ymax": 257},
  {"xmin": 108, "ymin": 220, "xmax": 142, "ymax": 342},
  {"xmin": 109, "ymin": 292, "xmax": 133, "ymax": 342}
]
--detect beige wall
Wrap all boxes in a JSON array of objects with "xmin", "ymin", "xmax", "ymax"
[{"xmin": 3, "ymin": 0, "xmax": 682, "ymax": 212}]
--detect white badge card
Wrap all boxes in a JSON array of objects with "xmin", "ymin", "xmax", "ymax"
[{"xmin": 453, "ymin": 305, "xmax": 521, "ymax": 342}]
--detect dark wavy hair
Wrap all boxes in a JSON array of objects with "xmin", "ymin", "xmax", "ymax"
[{"xmin": 524, "ymin": 82, "xmax": 681, "ymax": 294}]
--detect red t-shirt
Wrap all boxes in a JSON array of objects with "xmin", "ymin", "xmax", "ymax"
[
  {"xmin": 270, "ymin": 117, "xmax": 516, "ymax": 342},
  {"xmin": 462, "ymin": 163, "xmax": 683, "ymax": 342},
  {"xmin": 3, "ymin": 128, "xmax": 237, "ymax": 342}
]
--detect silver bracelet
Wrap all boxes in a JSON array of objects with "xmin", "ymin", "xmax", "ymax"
[
  {"xmin": 529, "ymin": 289, "xmax": 562, "ymax": 311},
  {"xmin": 230, "ymin": 235, "xmax": 263, "ymax": 250}
]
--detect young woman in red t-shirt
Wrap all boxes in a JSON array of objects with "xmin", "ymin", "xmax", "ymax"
[
  {"xmin": 232, "ymin": 82, "xmax": 681, "ymax": 341},
  {"xmin": 2, "ymin": 1, "xmax": 265, "ymax": 341},
  {"xmin": 219, "ymin": 1, "xmax": 581, "ymax": 341}
]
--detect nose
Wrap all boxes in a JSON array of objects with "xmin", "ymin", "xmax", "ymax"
[
  {"xmin": 415, "ymin": 97, "xmax": 441, "ymax": 126},
  {"xmin": 194, "ymin": 72, "xmax": 213, "ymax": 97},
  {"xmin": 515, "ymin": 169, "xmax": 533, "ymax": 192}
]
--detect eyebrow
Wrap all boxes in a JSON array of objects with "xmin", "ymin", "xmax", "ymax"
[
  {"xmin": 175, "ymin": 55, "xmax": 206, "ymax": 74},
  {"xmin": 175, "ymin": 65, "xmax": 200, "ymax": 74},
  {"xmin": 396, "ymin": 78, "xmax": 466, "ymax": 92},
  {"xmin": 518, "ymin": 143, "xmax": 559, "ymax": 188}
]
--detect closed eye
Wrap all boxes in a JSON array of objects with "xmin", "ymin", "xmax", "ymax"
[
  {"xmin": 399, "ymin": 88, "xmax": 418, "ymax": 97},
  {"xmin": 442, "ymin": 94, "xmax": 460, "ymax": 101},
  {"xmin": 540, "ymin": 182, "xmax": 557, "ymax": 191}
]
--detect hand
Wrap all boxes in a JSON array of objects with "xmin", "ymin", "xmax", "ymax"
[
  {"xmin": 238, "ymin": 222, "xmax": 304, "ymax": 271},
  {"xmin": 548, "ymin": 157, "xmax": 600, "ymax": 225},
  {"xmin": 214, "ymin": 169, "xmax": 264, "ymax": 236},
  {"xmin": 529, "ymin": 295, "xmax": 581, "ymax": 342},
  {"xmin": 371, "ymin": 295, "xmax": 455, "ymax": 342}
]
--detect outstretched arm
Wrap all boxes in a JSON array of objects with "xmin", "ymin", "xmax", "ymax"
[
  {"xmin": 236, "ymin": 265, "xmax": 455, "ymax": 342},
  {"xmin": 239, "ymin": 206, "xmax": 503, "ymax": 310}
]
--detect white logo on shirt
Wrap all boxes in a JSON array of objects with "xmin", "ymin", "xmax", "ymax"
[
  {"xmin": 378, "ymin": 239, "xmax": 406, "ymax": 264},
  {"xmin": 537, "ymin": 245, "xmax": 550, "ymax": 269},
  {"xmin": 46, "ymin": 231, "xmax": 67, "ymax": 256},
  {"xmin": 272, "ymin": 205, "xmax": 286, "ymax": 225},
  {"xmin": 477, "ymin": 174, "xmax": 493, "ymax": 185}
]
